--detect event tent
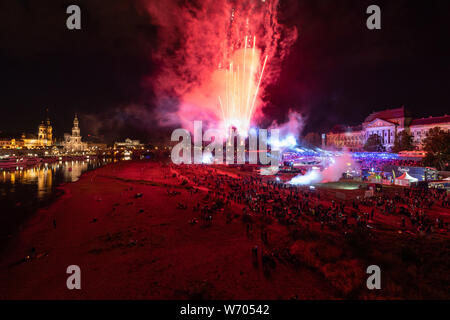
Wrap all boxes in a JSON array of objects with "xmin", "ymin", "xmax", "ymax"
[{"xmin": 394, "ymin": 172, "xmax": 419, "ymax": 186}]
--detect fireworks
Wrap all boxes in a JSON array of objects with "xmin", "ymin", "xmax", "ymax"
[
  {"xmin": 146, "ymin": 0, "xmax": 297, "ymax": 134},
  {"xmin": 218, "ymin": 36, "xmax": 268, "ymax": 135}
]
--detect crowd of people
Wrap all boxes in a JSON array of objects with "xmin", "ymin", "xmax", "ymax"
[
  {"xmin": 358, "ymin": 158, "xmax": 422, "ymax": 171},
  {"xmin": 162, "ymin": 161, "xmax": 449, "ymax": 276},
  {"xmin": 167, "ymin": 163, "xmax": 448, "ymax": 235}
]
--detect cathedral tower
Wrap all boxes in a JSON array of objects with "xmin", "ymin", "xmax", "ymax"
[
  {"xmin": 46, "ymin": 117, "xmax": 53, "ymax": 146},
  {"xmin": 72, "ymin": 114, "xmax": 81, "ymax": 140},
  {"xmin": 38, "ymin": 121, "xmax": 47, "ymax": 142}
]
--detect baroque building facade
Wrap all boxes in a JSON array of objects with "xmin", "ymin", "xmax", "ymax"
[
  {"xmin": 63, "ymin": 114, "xmax": 87, "ymax": 152},
  {"xmin": 325, "ymin": 107, "xmax": 450, "ymax": 151},
  {"xmin": 0, "ymin": 117, "xmax": 53, "ymax": 149},
  {"xmin": 36, "ymin": 117, "xmax": 53, "ymax": 147}
]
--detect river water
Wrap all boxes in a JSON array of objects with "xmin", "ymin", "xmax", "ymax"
[{"xmin": 0, "ymin": 158, "xmax": 111, "ymax": 247}]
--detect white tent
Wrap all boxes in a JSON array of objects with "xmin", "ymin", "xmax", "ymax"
[{"xmin": 394, "ymin": 172, "xmax": 419, "ymax": 186}]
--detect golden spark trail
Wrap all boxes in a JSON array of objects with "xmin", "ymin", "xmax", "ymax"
[
  {"xmin": 219, "ymin": 36, "xmax": 268, "ymax": 134},
  {"xmin": 243, "ymin": 36, "xmax": 248, "ymax": 121},
  {"xmin": 244, "ymin": 36, "xmax": 256, "ymax": 127},
  {"xmin": 248, "ymin": 54, "xmax": 268, "ymax": 125},
  {"xmin": 238, "ymin": 65, "xmax": 241, "ymax": 119},
  {"xmin": 218, "ymin": 96, "xmax": 225, "ymax": 122}
]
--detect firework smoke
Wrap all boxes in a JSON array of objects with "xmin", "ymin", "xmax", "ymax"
[
  {"xmin": 321, "ymin": 153, "xmax": 359, "ymax": 183},
  {"xmin": 143, "ymin": 0, "xmax": 297, "ymax": 133},
  {"xmin": 269, "ymin": 110, "xmax": 304, "ymax": 140},
  {"xmin": 288, "ymin": 168, "xmax": 321, "ymax": 185},
  {"xmin": 288, "ymin": 152, "xmax": 360, "ymax": 185}
]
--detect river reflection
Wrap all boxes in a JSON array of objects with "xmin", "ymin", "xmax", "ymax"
[
  {"xmin": 1, "ymin": 159, "xmax": 111, "ymax": 199},
  {"xmin": 0, "ymin": 158, "xmax": 111, "ymax": 241}
]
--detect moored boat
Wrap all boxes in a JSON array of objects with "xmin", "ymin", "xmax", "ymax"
[{"xmin": 0, "ymin": 157, "xmax": 18, "ymax": 169}]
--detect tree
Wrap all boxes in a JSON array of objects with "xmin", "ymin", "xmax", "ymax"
[
  {"xmin": 303, "ymin": 132, "xmax": 321, "ymax": 147},
  {"xmin": 391, "ymin": 130, "xmax": 415, "ymax": 153},
  {"xmin": 363, "ymin": 134, "xmax": 385, "ymax": 152},
  {"xmin": 422, "ymin": 127, "xmax": 450, "ymax": 171}
]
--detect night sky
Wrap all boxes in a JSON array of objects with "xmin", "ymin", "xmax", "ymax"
[{"xmin": 1, "ymin": 0, "xmax": 449, "ymax": 143}]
